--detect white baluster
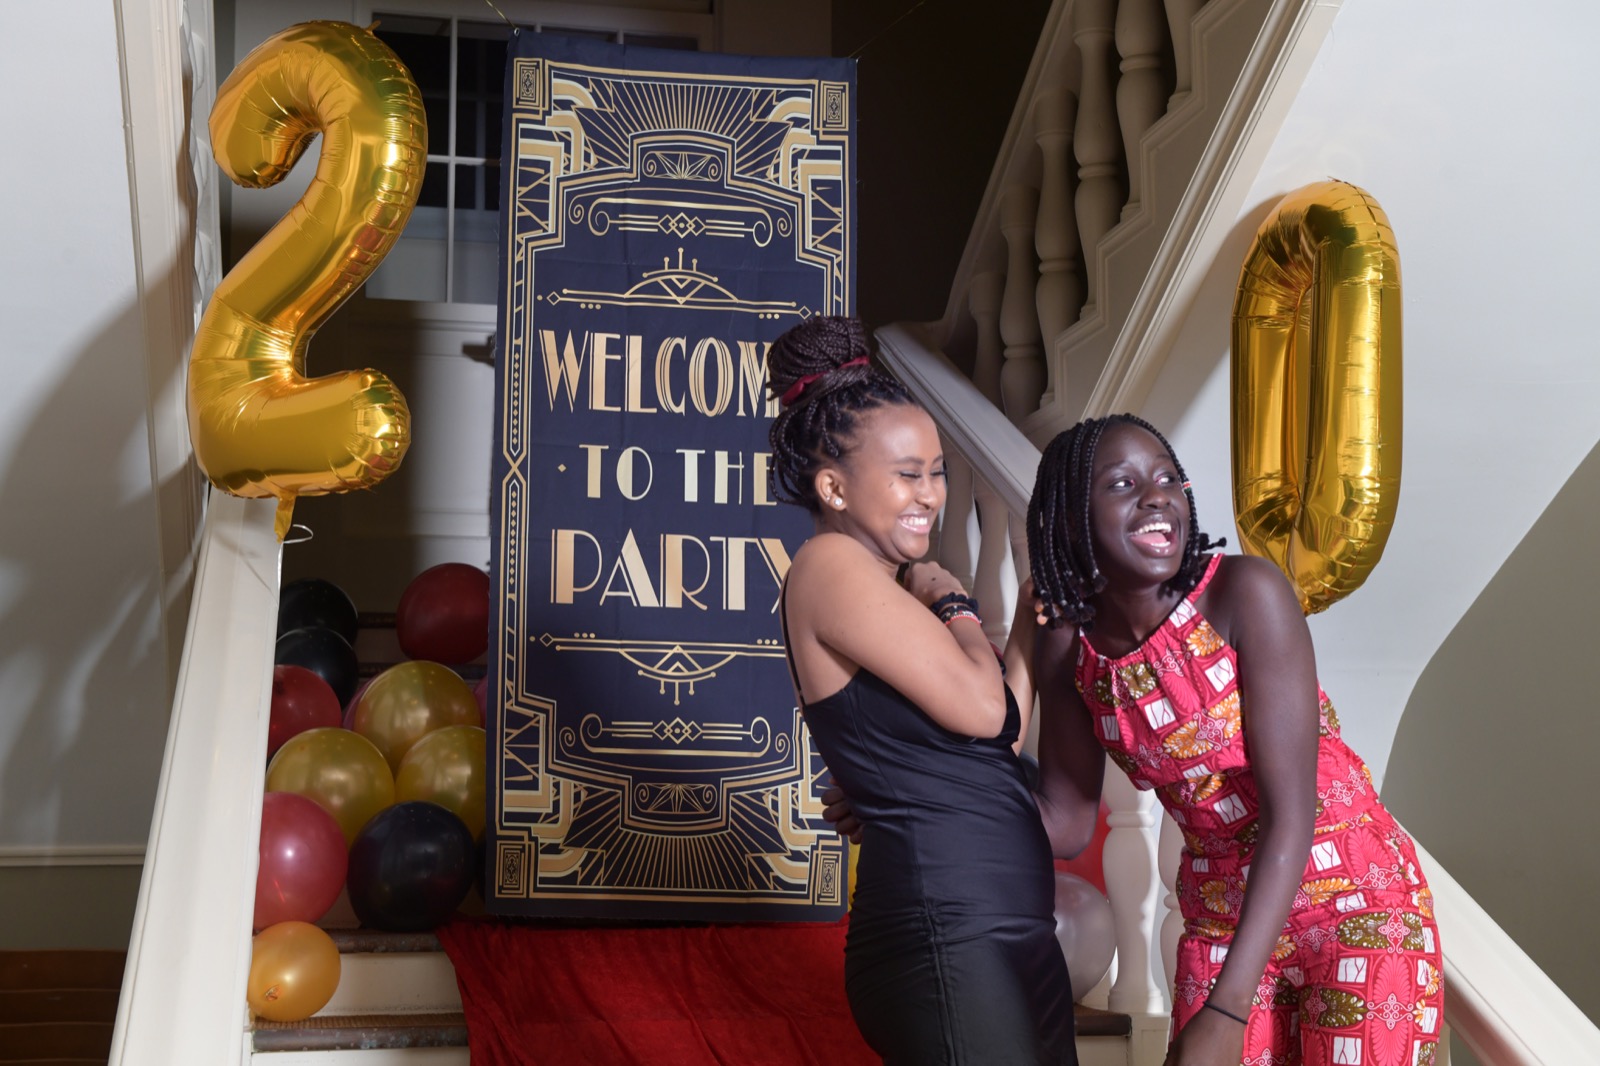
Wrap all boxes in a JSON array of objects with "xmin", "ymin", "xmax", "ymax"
[
  {"xmin": 939, "ymin": 453, "xmax": 978, "ymax": 591},
  {"xmin": 1158, "ymin": 809, "xmax": 1183, "ymax": 994},
  {"xmin": 969, "ymin": 270, "xmax": 1006, "ymax": 407},
  {"xmin": 1102, "ymin": 758, "xmax": 1166, "ymax": 1014},
  {"xmin": 999, "ymin": 186, "xmax": 1045, "ymax": 422},
  {"xmin": 967, "ymin": 270, "xmax": 1016, "ymax": 644},
  {"xmin": 1073, "ymin": 0, "xmax": 1124, "ymax": 317},
  {"xmin": 1033, "ymin": 84, "xmax": 1084, "ymax": 369},
  {"xmin": 1164, "ymin": 0, "xmax": 1203, "ymax": 101},
  {"xmin": 1116, "ymin": 0, "xmax": 1169, "ymax": 216}
]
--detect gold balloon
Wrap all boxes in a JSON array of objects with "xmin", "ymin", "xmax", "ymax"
[
  {"xmin": 190, "ymin": 21, "xmax": 427, "ymax": 539},
  {"xmin": 1231, "ymin": 180, "xmax": 1402, "ymax": 614},
  {"xmin": 396, "ymin": 725, "xmax": 487, "ymax": 840},
  {"xmin": 265, "ymin": 727, "xmax": 396, "ymax": 846},
  {"xmin": 351, "ymin": 662, "xmax": 480, "ymax": 772},
  {"xmin": 248, "ymin": 920, "xmax": 341, "ymax": 1022}
]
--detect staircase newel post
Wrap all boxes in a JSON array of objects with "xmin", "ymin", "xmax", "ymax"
[
  {"xmin": 998, "ymin": 186, "xmax": 1046, "ymax": 422},
  {"xmin": 1072, "ymin": 0, "xmax": 1124, "ymax": 319},
  {"xmin": 1163, "ymin": 0, "xmax": 1203, "ymax": 101},
  {"xmin": 1116, "ymin": 0, "xmax": 1170, "ymax": 216},
  {"xmin": 1102, "ymin": 759, "xmax": 1167, "ymax": 1015},
  {"xmin": 1033, "ymin": 83, "xmax": 1084, "ymax": 396},
  {"xmin": 967, "ymin": 270, "xmax": 1018, "ymax": 645}
]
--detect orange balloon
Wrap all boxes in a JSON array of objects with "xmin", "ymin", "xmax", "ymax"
[
  {"xmin": 248, "ymin": 920, "xmax": 341, "ymax": 1022},
  {"xmin": 395, "ymin": 725, "xmax": 486, "ymax": 840},
  {"xmin": 351, "ymin": 662, "xmax": 479, "ymax": 772},
  {"xmin": 266, "ymin": 727, "xmax": 395, "ymax": 846}
]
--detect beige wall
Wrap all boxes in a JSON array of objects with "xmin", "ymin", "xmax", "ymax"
[
  {"xmin": 0, "ymin": 1, "xmax": 179, "ymax": 948},
  {"xmin": 1382, "ymin": 440, "xmax": 1600, "ymax": 1027}
]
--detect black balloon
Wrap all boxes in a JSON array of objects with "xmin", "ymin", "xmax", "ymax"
[
  {"xmin": 278, "ymin": 578, "xmax": 360, "ymax": 644},
  {"xmin": 275, "ymin": 626, "xmax": 359, "ymax": 707},
  {"xmin": 347, "ymin": 801, "xmax": 476, "ymax": 932}
]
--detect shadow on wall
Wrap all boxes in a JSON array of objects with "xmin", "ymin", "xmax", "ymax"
[
  {"xmin": 0, "ymin": 302, "xmax": 178, "ymax": 854},
  {"xmin": 1383, "ymin": 436, "xmax": 1600, "ymax": 1028}
]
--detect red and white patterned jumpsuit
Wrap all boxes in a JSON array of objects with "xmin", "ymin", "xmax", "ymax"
[{"xmin": 1074, "ymin": 555, "xmax": 1444, "ymax": 1066}]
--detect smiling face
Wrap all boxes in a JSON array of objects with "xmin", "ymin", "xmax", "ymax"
[
  {"xmin": 1087, "ymin": 421, "xmax": 1189, "ymax": 589},
  {"xmin": 814, "ymin": 404, "xmax": 945, "ymax": 567}
]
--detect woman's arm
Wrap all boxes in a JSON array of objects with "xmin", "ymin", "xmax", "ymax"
[
  {"xmin": 1031, "ymin": 621, "xmax": 1106, "ymax": 858},
  {"xmin": 791, "ymin": 534, "xmax": 1011, "ymax": 738},
  {"xmin": 1005, "ymin": 579, "xmax": 1039, "ymax": 752},
  {"xmin": 1166, "ymin": 555, "xmax": 1320, "ymax": 1065}
]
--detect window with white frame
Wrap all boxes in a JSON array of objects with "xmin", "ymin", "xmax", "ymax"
[{"xmin": 362, "ymin": 2, "xmax": 713, "ymax": 305}]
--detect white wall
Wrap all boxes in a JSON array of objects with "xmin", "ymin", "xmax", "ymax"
[
  {"xmin": 0, "ymin": 2, "xmax": 175, "ymax": 943},
  {"xmin": 1144, "ymin": 0, "xmax": 1600, "ymax": 784}
]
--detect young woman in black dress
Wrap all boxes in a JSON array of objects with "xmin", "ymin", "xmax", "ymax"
[{"xmin": 767, "ymin": 316, "xmax": 1076, "ymax": 1065}]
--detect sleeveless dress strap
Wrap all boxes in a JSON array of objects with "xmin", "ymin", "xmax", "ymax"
[
  {"xmin": 777, "ymin": 582, "xmax": 806, "ymax": 705},
  {"xmin": 1188, "ymin": 552, "xmax": 1223, "ymax": 601}
]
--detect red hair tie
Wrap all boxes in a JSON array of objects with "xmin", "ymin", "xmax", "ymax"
[{"xmin": 780, "ymin": 355, "xmax": 870, "ymax": 408}]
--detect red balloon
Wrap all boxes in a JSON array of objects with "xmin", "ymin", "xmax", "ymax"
[
  {"xmin": 1055, "ymin": 799, "xmax": 1111, "ymax": 894},
  {"xmin": 472, "ymin": 675, "xmax": 488, "ymax": 726},
  {"xmin": 255, "ymin": 791, "xmax": 348, "ymax": 931},
  {"xmin": 396, "ymin": 563, "xmax": 489, "ymax": 665},
  {"xmin": 269, "ymin": 665, "xmax": 343, "ymax": 760}
]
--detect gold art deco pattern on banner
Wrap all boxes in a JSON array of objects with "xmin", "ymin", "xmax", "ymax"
[{"xmin": 489, "ymin": 36, "xmax": 854, "ymax": 919}]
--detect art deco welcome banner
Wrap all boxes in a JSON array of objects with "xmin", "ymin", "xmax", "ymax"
[{"xmin": 488, "ymin": 33, "xmax": 854, "ymax": 920}]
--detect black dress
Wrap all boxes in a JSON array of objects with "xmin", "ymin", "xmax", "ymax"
[{"xmin": 784, "ymin": 609, "xmax": 1077, "ymax": 1064}]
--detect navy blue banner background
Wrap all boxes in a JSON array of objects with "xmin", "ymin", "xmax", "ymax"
[{"xmin": 488, "ymin": 33, "xmax": 854, "ymax": 920}]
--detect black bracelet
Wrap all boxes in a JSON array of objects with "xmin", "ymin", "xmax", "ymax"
[
  {"xmin": 1202, "ymin": 1000, "xmax": 1249, "ymax": 1026},
  {"xmin": 928, "ymin": 592, "xmax": 979, "ymax": 619}
]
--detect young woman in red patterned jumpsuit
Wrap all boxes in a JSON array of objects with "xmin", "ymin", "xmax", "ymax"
[{"xmin": 1026, "ymin": 415, "xmax": 1443, "ymax": 1066}]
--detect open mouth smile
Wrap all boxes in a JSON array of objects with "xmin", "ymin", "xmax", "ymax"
[
  {"xmin": 899, "ymin": 513, "xmax": 933, "ymax": 535},
  {"xmin": 1129, "ymin": 518, "xmax": 1178, "ymax": 555}
]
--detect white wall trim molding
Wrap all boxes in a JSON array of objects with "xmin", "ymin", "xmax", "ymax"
[
  {"xmin": 1062, "ymin": 0, "xmax": 1342, "ymax": 424},
  {"xmin": 0, "ymin": 845, "xmax": 147, "ymax": 869},
  {"xmin": 115, "ymin": 0, "xmax": 217, "ymax": 695}
]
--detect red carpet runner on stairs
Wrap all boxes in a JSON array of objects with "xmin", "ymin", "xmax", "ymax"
[{"xmin": 436, "ymin": 916, "xmax": 877, "ymax": 1065}]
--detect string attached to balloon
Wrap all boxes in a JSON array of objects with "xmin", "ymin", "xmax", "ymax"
[{"xmin": 1230, "ymin": 179, "xmax": 1402, "ymax": 614}]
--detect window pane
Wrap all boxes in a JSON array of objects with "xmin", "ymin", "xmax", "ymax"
[
  {"xmin": 454, "ymin": 162, "xmax": 500, "ymax": 214},
  {"xmin": 374, "ymin": 16, "xmax": 453, "ymax": 155},
  {"xmin": 418, "ymin": 161, "xmax": 450, "ymax": 210}
]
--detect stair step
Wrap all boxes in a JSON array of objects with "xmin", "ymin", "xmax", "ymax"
[
  {"xmin": 0, "ymin": 950, "xmax": 124, "ymax": 991},
  {"xmin": 0, "ymin": 1020, "xmax": 114, "ymax": 1060},
  {"xmin": 253, "ymin": 1011, "xmax": 468, "ymax": 1053},
  {"xmin": 0, "ymin": 986, "xmax": 120, "ymax": 1024}
]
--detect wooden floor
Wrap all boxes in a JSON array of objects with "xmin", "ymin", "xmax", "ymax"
[{"xmin": 0, "ymin": 949, "xmax": 124, "ymax": 1064}]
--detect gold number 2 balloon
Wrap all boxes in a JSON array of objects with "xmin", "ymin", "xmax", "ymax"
[
  {"xmin": 1231, "ymin": 180, "xmax": 1401, "ymax": 615},
  {"xmin": 189, "ymin": 21, "xmax": 427, "ymax": 539}
]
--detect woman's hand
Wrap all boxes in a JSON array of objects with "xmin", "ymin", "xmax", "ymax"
[
  {"xmin": 1163, "ymin": 1005, "xmax": 1249, "ymax": 1066},
  {"xmin": 900, "ymin": 561, "xmax": 968, "ymax": 609},
  {"xmin": 820, "ymin": 783, "xmax": 863, "ymax": 844}
]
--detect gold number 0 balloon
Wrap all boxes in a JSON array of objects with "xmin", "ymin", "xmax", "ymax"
[
  {"xmin": 1231, "ymin": 180, "xmax": 1401, "ymax": 614},
  {"xmin": 189, "ymin": 21, "xmax": 427, "ymax": 539}
]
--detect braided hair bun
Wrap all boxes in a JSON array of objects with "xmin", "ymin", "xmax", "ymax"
[{"xmin": 765, "ymin": 315, "xmax": 916, "ymax": 512}]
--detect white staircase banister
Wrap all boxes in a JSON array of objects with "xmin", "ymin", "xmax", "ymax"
[
  {"xmin": 1410, "ymin": 838, "xmax": 1600, "ymax": 1066},
  {"xmin": 110, "ymin": 491, "xmax": 283, "ymax": 1066},
  {"xmin": 876, "ymin": 322, "xmax": 1040, "ymax": 517}
]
